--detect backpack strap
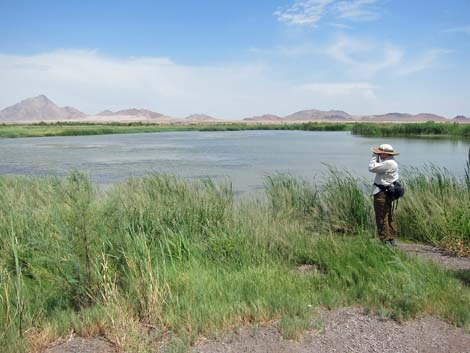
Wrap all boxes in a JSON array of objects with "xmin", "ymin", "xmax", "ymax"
[{"xmin": 373, "ymin": 183, "xmax": 388, "ymax": 191}]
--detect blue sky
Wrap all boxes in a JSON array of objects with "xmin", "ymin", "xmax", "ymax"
[{"xmin": 0, "ymin": 0, "xmax": 469, "ymax": 118}]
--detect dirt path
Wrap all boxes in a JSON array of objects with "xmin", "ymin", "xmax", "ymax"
[
  {"xmin": 191, "ymin": 244, "xmax": 470, "ymax": 353},
  {"xmin": 192, "ymin": 307, "xmax": 470, "ymax": 353},
  {"xmin": 398, "ymin": 242, "xmax": 470, "ymax": 271},
  {"xmin": 43, "ymin": 308, "xmax": 470, "ymax": 353},
  {"xmin": 42, "ymin": 242, "xmax": 470, "ymax": 353},
  {"xmin": 43, "ymin": 337, "xmax": 115, "ymax": 353}
]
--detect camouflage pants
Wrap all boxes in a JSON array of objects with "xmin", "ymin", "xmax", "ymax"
[{"xmin": 373, "ymin": 191, "xmax": 396, "ymax": 241}]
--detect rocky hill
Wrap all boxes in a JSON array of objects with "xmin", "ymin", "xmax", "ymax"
[
  {"xmin": 284, "ymin": 109, "xmax": 353, "ymax": 121},
  {"xmin": 95, "ymin": 108, "xmax": 165, "ymax": 119},
  {"xmin": 243, "ymin": 114, "xmax": 282, "ymax": 122},
  {"xmin": 0, "ymin": 95, "xmax": 459, "ymax": 124},
  {"xmin": 361, "ymin": 113, "xmax": 447, "ymax": 122},
  {"xmin": 0, "ymin": 95, "xmax": 85, "ymax": 122},
  {"xmin": 185, "ymin": 114, "xmax": 220, "ymax": 122},
  {"xmin": 453, "ymin": 115, "xmax": 470, "ymax": 123}
]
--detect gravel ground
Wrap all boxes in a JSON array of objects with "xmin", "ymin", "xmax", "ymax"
[
  {"xmin": 397, "ymin": 242, "xmax": 470, "ymax": 271},
  {"xmin": 41, "ymin": 243, "xmax": 470, "ymax": 353},
  {"xmin": 43, "ymin": 337, "xmax": 115, "ymax": 353},
  {"xmin": 42, "ymin": 308, "xmax": 470, "ymax": 353},
  {"xmin": 192, "ymin": 307, "xmax": 470, "ymax": 353}
]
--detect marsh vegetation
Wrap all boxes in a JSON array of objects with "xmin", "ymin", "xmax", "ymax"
[
  {"xmin": 1, "ymin": 165, "xmax": 469, "ymax": 352},
  {"xmin": 2, "ymin": 121, "xmax": 469, "ymax": 139}
]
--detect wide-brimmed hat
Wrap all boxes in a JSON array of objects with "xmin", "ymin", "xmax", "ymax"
[{"xmin": 371, "ymin": 143, "xmax": 399, "ymax": 155}]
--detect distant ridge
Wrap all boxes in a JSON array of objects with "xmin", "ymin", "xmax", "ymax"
[
  {"xmin": 243, "ymin": 114, "xmax": 282, "ymax": 122},
  {"xmin": 96, "ymin": 109, "xmax": 114, "ymax": 116},
  {"xmin": 360, "ymin": 112, "xmax": 447, "ymax": 122},
  {"xmin": 95, "ymin": 108, "xmax": 165, "ymax": 119},
  {"xmin": 185, "ymin": 114, "xmax": 219, "ymax": 122},
  {"xmin": 0, "ymin": 95, "xmax": 465, "ymax": 123},
  {"xmin": 0, "ymin": 95, "xmax": 85, "ymax": 122},
  {"xmin": 284, "ymin": 109, "xmax": 353, "ymax": 121},
  {"xmin": 453, "ymin": 115, "xmax": 470, "ymax": 123}
]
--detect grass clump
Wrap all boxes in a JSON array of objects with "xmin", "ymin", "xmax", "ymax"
[
  {"xmin": 265, "ymin": 169, "xmax": 373, "ymax": 234},
  {"xmin": 351, "ymin": 121, "xmax": 470, "ymax": 138},
  {"xmin": 0, "ymin": 122, "xmax": 347, "ymax": 139},
  {"xmin": 396, "ymin": 166, "xmax": 470, "ymax": 256},
  {"xmin": 265, "ymin": 174, "xmax": 319, "ymax": 218},
  {"xmin": 2, "ymin": 121, "xmax": 470, "ymax": 140},
  {"xmin": 0, "ymin": 171, "xmax": 469, "ymax": 352},
  {"xmin": 279, "ymin": 313, "xmax": 314, "ymax": 340}
]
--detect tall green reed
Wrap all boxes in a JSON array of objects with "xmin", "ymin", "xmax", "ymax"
[
  {"xmin": 0, "ymin": 169, "xmax": 469, "ymax": 353},
  {"xmin": 265, "ymin": 169, "xmax": 374, "ymax": 234},
  {"xmin": 264, "ymin": 174, "xmax": 319, "ymax": 218},
  {"xmin": 396, "ymin": 166, "xmax": 470, "ymax": 254},
  {"xmin": 465, "ymin": 148, "xmax": 470, "ymax": 192},
  {"xmin": 351, "ymin": 121, "xmax": 470, "ymax": 138}
]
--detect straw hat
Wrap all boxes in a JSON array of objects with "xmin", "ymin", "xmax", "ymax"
[{"xmin": 371, "ymin": 143, "xmax": 399, "ymax": 155}]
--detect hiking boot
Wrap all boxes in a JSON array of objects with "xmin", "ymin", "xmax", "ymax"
[{"xmin": 382, "ymin": 239, "xmax": 397, "ymax": 247}]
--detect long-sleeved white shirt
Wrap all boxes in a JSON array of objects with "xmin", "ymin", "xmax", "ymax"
[{"xmin": 368, "ymin": 154, "xmax": 399, "ymax": 195}]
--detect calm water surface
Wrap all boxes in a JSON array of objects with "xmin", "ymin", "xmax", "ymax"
[{"xmin": 0, "ymin": 131, "xmax": 468, "ymax": 193}]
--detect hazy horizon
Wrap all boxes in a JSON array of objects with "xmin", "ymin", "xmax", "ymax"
[
  {"xmin": 1, "ymin": 0, "xmax": 469, "ymax": 118},
  {"xmin": 0, "ymin": 93, "xmax": 464, "ymax": 120}
]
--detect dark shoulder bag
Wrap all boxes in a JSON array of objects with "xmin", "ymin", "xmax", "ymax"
[{"xmin": 374, "ymin": 181, "xmax": 405, "ymax": 200}]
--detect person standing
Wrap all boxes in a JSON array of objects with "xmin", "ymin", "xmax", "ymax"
[{"xmin": 368, "ymin": 144, "xmax": 399, "ymax": 246}]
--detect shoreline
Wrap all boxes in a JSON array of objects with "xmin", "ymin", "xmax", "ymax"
[{"xmin": 0, "ymin": 121, "xmax": 470, "ymax": 139}]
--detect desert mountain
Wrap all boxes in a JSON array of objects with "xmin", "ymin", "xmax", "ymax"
[
  {"xmin": 95, "ymin": 108, "xmax": 164, "ymax": 119},
  {"xmin": 284, "ymin": 109, "xmax": 353, "ymax": 121},
  {"xmin": 0, "ymin": 95, "xmax": 85, "ymax": 122},
  {"xmin": 243, "ymin": 114, "xmax": 282, "ymax": 122},
  {"xmin": 0, "ymin": 95, "xmax": 455, "ymax": 123},
  {"xmin": 96, "ymin": 109, "xmax": 114, "ymax": 116},
  {"xmin": 453, "ymin": 115, "xmax": 470, "ymax": 123},
  {"xmin": 413, "ymin": 113, "xmax": 447, "ymax": 121},
  {"xmin": 185, "ymin": 114, "xmax": 219, "ymax": 122},
  {"xmin": 361, "ymin": 113, "xmax": 447, "ymax": 122}
]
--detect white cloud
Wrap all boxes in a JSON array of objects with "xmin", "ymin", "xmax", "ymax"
[
  {"xmin": 326, "ymin": 36, "xmax": 403, "ymax": 78},
  {"xmin": 274, "ymin": 0, "xmax": 335, "ymax": 27},
  {"xmin": 328, "ymin": 22, "xmax": 353, "ymax": 29},
  {"xmin": 325, "ymin": 36, "xmax": 454, "ymax": 78},
  {"xmin": 444, "ymin": 25, "xmax": 470, "ymax": 34},
  {"xmin": 274, "ymin": 0, "xmax": 380, "ymax": 27},
  {"xmin": 334, "ymin": 0, "xmax": 380, "ymax": 21},
  {"xmin": 297, "ymin": 82, "xmax": 377, "ymax": 99},
  {"xmin": 0, "ymin": 50, "xmax": 378, "ymax": 118},
  {"xmin": 398, "ymin": 49, "xmax": 454, "ymax": 75}
]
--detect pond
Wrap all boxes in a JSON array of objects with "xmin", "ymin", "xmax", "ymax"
[{"xmin": 0, "ymin": 130, "xmax": 468, "ymax": 193}]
